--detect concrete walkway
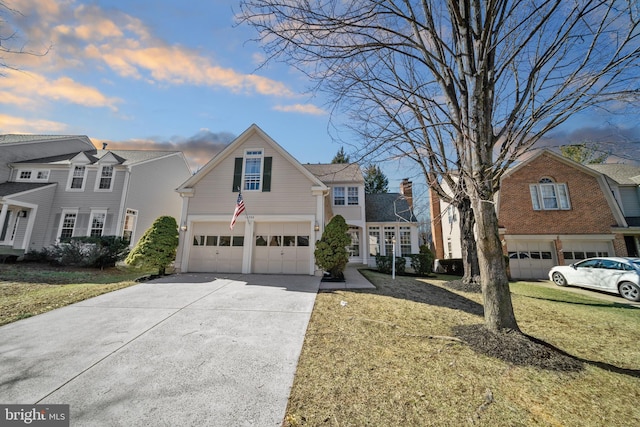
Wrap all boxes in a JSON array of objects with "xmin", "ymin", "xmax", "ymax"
[
  {"xmin": 319, "ymin": 263, "xmax": 376, "ymax": 291},
  {"xmin": 0, "ymin": 274, "xmax": 319, "ymax": 426}
]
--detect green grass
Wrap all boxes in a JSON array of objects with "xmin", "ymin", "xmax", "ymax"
[
  {"xmin": 284, "ymin": 270, "xmax": 640, "ymax": 427},
  {"xmin": 0, "ymin": 263, "xmax": 150, "ymax": 326}
]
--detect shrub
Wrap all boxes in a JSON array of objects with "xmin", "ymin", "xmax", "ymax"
[
  {"xmin": 125, "ymin": 216, "xmax": 178, "ymax": 275},
  {"xmin": 41, "ymin": 236, "xmax": 130, "ymax": 268},
  {"xmin": 436, "ymin": 258, "xmax": 464, "ymax": 276},
  {"xmin": 314, "ymin": 215, "xmax": 351, "ymax": 278},
  {"xmin": 375, "ymin": 255, "xmax": 406, "ymax": 275}
]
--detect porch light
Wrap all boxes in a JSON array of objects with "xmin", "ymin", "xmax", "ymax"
[{"xmin": 314, "ymin": 221, "xmax": 320, "ymax": 232}]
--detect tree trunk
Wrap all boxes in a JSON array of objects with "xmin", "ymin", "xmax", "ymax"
[
  {"xmin": 471, "ymin": 194, "xmax": 519, "ymax": 333},
  {"xmin": 458, "ymin": 196, "xmax": 480, "ymax": 284}
]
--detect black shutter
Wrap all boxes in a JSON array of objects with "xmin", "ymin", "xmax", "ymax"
[
  {"xmin": 262, "ymin": 157, "xmax": 272, "ymax": 192},
  {"xmin": 232, "ymin": 157, "xmax": 243, "ymax": 192}
]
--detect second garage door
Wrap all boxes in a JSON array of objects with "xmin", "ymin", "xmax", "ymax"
[{"xmin": 253, "ymin": 222, "xmax": 311, "ymax": 274}]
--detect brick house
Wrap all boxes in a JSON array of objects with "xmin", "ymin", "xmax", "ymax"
[{"xmin": 431, "ymin": 149, "xmax": 640, "ymax": 279}]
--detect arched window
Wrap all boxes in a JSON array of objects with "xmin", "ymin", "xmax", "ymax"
[{"xmin": 529, "ymin": 178, "xmax": 570, "ymax": 210}]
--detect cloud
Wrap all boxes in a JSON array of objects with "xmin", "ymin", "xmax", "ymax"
[
  {"xmin": 0, "ymin": 69, "xmax": 121, "ymax": 110},
  {"xmin": 273, "ymin": 103, "xmax": 326, "ymax": 115},
  {"xmin": 535, "ymin": 125, "xmax": 640, "ymax": 164},
  {"xmin": 4, "ymin": 0, "xmax": 296, "ymax": 97},
  {"xmin": 0, "ymin": 113, "xmax": 68, "ymax": 133},
  {"xmin": 93, "ymin": 128, "xmax": 236, "ymax": 169}
]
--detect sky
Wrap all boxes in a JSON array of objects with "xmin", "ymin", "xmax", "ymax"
[{"xmin": 1, "ymin": 0, "xmax": 639, "ymax": 216}]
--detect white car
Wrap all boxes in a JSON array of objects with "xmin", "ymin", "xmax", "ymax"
[{"xmin": 548, "ymin": 257, "xmax": 640, "ymax": 302}]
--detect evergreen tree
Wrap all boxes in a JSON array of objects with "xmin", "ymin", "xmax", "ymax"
[
  {"xmin": 560, "ymin": 143, "xmax": 608, "ymax": 164},
  {"xmin": 125, "ymin": 216, "xmax": 179, "ymax": 275},
  {"xmin": 314, "ymin": 215, "xmax": 351, "ymax": 278},
  {"xmin": 363, "ymin": 164, "xmax": 389, "ymax": 194},
  {"xmin": 331, "ymin": 147, "xmax": 350, "ymax": 164}
]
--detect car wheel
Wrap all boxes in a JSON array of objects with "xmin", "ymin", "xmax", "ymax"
[
  {"xmin": 618, "ymin": 282, "xmax": 640, "ymax": 302},
  {"xmin": 551, "ymin": 272, "xmax": 567, "ymax": 287}
]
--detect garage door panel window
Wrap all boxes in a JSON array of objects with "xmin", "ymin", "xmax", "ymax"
[
  {"xmin": 232, "ymin": 236, "xmax": 244, "ymax": 246},
  {"xmin": 257, "ymin": 234, "xmax": 310, "ymax": 247},
  {"xmin": 530, "ymin": 179, "xmax": 570, "ymax": 211}
]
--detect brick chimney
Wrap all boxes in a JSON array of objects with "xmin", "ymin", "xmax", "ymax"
[{"xmin": 400, "ymin": 178, "xmax": 413, "ymax": 209}]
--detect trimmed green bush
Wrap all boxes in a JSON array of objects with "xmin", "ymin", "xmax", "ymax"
[
  {"xmin": 42, "ymin": 236, "xmax": 130, "ymax": 268},
  {"xmin": 314, "ymin": 215, "xmax": 351, "ymax": 278},
  {"xmin": 410, "ymin": 245, "xmax": 435, "ymax": 276},
  {"xmin": 375, "ymin": 255, "xmax": 406, "ymax": 275},
  {"xmin": 125, "ymin": 216, "xmax": 178, "ymax": 275}
]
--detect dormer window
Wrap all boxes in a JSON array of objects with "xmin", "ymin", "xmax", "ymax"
[
  {"xmin": 333, "ymin": 186, "xmax": 359, "ymax": 206},
  {"xmin": 529, "ymin": 177, "xmax": 570, "ymax": 210}
]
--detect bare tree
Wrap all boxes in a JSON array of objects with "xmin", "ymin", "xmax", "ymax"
[
  {"xmin": 1, "ymin": 2, "xmax": 49, "ymax": 74},
  {"xmin": 240, "ymin": 0, "xmax": 640, "ymax": 332}
]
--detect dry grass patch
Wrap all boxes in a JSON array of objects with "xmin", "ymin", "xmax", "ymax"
[
  {"xmin": 284, "ymin": 270, "xmax": 640, "ymax": 426},
  {"xmin": 0, "ymin": 263, "xmax": 149, "ymax": 326}
]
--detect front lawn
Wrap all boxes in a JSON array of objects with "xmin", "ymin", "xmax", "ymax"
[
  {"xmin": 284, "ymin": 270, "xmax": 640, "ymax": 426},
  {"xmin": 0, "ymin": 263, "xmax": 150, "ymax": 326}
]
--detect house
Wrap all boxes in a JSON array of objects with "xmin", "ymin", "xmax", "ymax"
[
  {"xmin": 0, "ymin": 134, "xmax": 191, "ymax": 256},
  {"xmin": 430, "ymin": 149, "xmax": 640, "ymax": 279},
  {"xmin": 174, "ymin": 124, "xmax": 419, "ymax": 275}
]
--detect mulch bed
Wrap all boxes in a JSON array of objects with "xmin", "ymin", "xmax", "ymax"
[
  {"xmin": 454, "ymin": 324, "xmax": 584, "ymax": 372},
  {"xmin": 442, "ymin": 278, "xmax": 482, "ymax": 293}
]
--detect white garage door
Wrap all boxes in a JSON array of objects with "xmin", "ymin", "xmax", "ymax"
[
  {"xmin": 508, "ymin": 241, "xmax": 555, "ymax": 280},
  {"xmin": 188, "ymin": 222, "xmax": 244, "ymax": 273},
  {"xmin": 253, "ymin": 222, "xmax": 311, "ymax": 274},
  {"xmin": 561, "ymin": 241, "xmax": 611, "ymax": 264}
]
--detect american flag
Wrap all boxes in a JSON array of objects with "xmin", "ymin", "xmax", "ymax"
[{"xmin": 230, "ymin": 192, "xmax": 245, "ymax": 230}]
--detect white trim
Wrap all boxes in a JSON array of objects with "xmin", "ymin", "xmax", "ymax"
[
  {"xmin": 66, "ymin": 165, "xmax": 88, "ymax": 191},
  {"xmin": 88, "ymin": 209, "xmax": 108, "ymax": 237},
  {"xmin": 94, "ymin": 165, "xmax": 115, "ymax": 192},
  {"xmin": 57, "ymin": 208, "xmax": 79, "ymax": 240}
]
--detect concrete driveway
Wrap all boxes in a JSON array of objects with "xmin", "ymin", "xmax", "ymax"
[{"xmin": 0, "ymin": 273, "xmax": 319, "ymax": 426}]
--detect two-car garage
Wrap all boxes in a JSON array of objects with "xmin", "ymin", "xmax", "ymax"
[
  {"xmin": 506, "ymin": 237, "xmax": 614, "ymax": 280},
  {"xmin": 186, "ymin": 221, "xmax": 313, "ymax": 275}
]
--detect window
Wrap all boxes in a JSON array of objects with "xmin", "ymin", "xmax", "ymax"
[
  {"xmin": 368, "ymin": 227, "xmax": 380, "ymax": 256},
  {"xmin": 68, "ymin": 165, "xmax": 87, "ymax": 190},
  {"xmin": 88, "ymin": 210, "xmax": 107, "ymax": 237},
  {"xmin": 333, "ymin": 186, "xmax": 359, "ymax": 206},
  {"xmin": 297, "ymin": 236, "xmax": 309, "ymax": 247},
  {"xmin": 58, "ymin": 210, "xmax": 78, "ymax": 240},
  {"xmin": 333, "ymin": 187, "xmax": 345, "ymax": 205},
  {"xmin": 123, "ymin": 209, "xmax": 137, "ymax": 243},
  {"xmin": 347, "ymin": 187, "xmax": 359, "ymax": 205},
  {"xmin": 400, "ymin": 226, "xmax": 412, "ymax": 256},
  {"xmin": 96, "ymin": 166, "xmax": 114, "ymax": 191},
  {"xmin": 244, "ymin": 150, "xmax": 263, "ymax": 191},
  {"xmin": 348, "ymin": 227, "xmax": 360, "ymax": 257},
  {"xmin": 384, "ymin": 227, "xmax": 396, "ymax": 256},
  {"xmin": 17, "ymin": 169, "xmax": 50, "ymax": 182},
  {"xmin": 530, "ymin": 178, "xmax": 570, "ymax": 210}
]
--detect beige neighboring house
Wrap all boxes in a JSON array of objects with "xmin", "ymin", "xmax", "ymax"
[
  {"xmin": 175, "ymin": 124, "xmax": 419, "ymax": 275},
  {"xmin": 0, "ymin": 134, "xmax": 191, "ymax": 257}
]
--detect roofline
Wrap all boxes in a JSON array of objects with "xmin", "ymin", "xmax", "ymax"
[
  {"xmin": 177, "ymin": 124, "xmax": 327, "ymax": 191},
  {"xmin": 0, "ymin": 135, "xmax": 95, "ymax": 150}
]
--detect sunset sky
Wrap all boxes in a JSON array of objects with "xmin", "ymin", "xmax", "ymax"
[{"xmin": 1, "ymin": 0, "xmax": 638, "ymax": 203}]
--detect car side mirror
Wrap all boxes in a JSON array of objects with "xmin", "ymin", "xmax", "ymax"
[{"xmin": 570, "ymin": 264, "xmax": 576, "ymax": 270}]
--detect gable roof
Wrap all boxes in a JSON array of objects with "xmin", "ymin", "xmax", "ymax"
[
  {"xmin": 303, "ymin": 164, "xmax": 364, "ymax": 184},
  {"xmin": 177, "ymin": 124, "xmax": 327, "ymax": 191},
  {"xmin": 501, "ymin": 149, "xmax": 604, "ymax": 180},
  {"xmin": 12, "ymin": 150, "xmax": 181, "ymax": 166},
  {"xmin": 586, "ymin": 164, "xmax": 640, "ymax": 185},
  {"xmin": 0, "ymin": 134, "xmax": 94, "ymax": 149},
  {"xmin": 0, "ymin": 182, "xmax": 56, "ymax": 197},
  {"xmin": 365, "ymin": 193, "xmax": 416, "ymax": 223}
]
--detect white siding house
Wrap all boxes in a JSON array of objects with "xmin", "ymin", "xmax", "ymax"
[{"xmin": 175, "ymin": 124, "xmax": 420, "ymax": 275}]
